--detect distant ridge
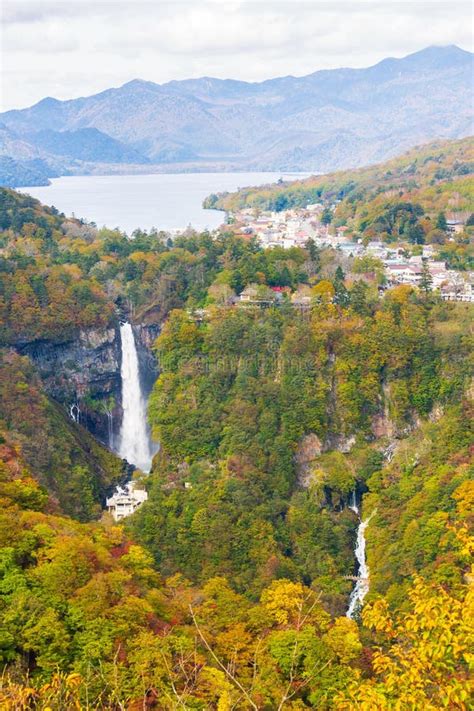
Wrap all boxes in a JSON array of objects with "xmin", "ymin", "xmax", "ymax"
[{"xmin": 1, "ymin": 45, "xmax": 473, "ymax": 186}]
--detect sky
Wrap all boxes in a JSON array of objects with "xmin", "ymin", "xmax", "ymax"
[{"xmin": 1, "ymin": 0, "xmax": 473, "ymax": 112}]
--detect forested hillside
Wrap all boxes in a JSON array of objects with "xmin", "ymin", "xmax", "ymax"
[
  {"xmin": 207, "ymin": 135, "xmax": 474, "ymax": 216},
  {"xmin": 1, "ymin": 400, "xmax": 471, "ymax": 708},
  {"xmin": 129, "ymin": 293, "xmax": 472, "ymax": 605},
  {"xmin": 0, "ymin": 144, "xmax": 472, "ymax": 708},
  {"xmin": 0, "ymin": 350, "xmax": 124, "ymax": 519}
]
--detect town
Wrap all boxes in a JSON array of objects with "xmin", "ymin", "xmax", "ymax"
[{"xmin": 225, "ymin": 203, "xmax": 474, "ymax": 303}]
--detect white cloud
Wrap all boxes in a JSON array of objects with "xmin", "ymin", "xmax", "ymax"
[{"xmin": 1, "ymin": 0, "xmax": 472, "ymax": 111}]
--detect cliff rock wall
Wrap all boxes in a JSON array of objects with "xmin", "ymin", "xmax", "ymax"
[{"xmin": 18, "ymin": 320, "xmax": 160, "ymax": 448}]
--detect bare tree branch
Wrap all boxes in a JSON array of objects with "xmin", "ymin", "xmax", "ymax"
[{"xmin": 189, "ymin": 604, "xmax": 258, "ymax": 710}]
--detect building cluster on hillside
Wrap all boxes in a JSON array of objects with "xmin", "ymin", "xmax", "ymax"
[
  {"xmin": 232, "ymin": 206, "xmax": 473, "ymax": 302},
  {"xmin": 383, "ymin": 252, "xmax": 473, "ymax": 301},
  {"xmin": 237, "ymin": 203, "xmax": 351, "ymax": 250}
]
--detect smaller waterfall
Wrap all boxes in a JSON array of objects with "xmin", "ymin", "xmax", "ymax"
[
  {"xmin": 117, "ymin": 322, "xmax": 153, "ymax": 472},
  {"xmin": 349, "ymin": 489, "xmax": 359, "ymax": 515},
  {"xmin": 69, "ymin": 403, "xmax": 80, "ymax": 424},
  {"xmin": 347, "ymin": 509, "xmax": 374, "ymax": 619}
]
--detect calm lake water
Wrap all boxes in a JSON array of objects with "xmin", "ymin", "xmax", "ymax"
[{"xmin": 19, "ymin": 172, "xmax": 308, "ymax": 234}]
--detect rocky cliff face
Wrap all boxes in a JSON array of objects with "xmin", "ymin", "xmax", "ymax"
[
  {"xmin": 19, "ymin": 326, "xmax": 122, "ymax": 445},
  {"xmin": 20, "ymin": 327, "xmax": 121, "ymax": 399},
  {"xmin": 18, "ymin": 320, "xmax": 160, "ymax": 449}
]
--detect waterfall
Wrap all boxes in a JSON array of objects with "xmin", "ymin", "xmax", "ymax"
[
  {"xmin": 349, "ymin": 489, "xmax": 359, "ymax": 515},
  {"xmin": 117, "ymin": 322, "xmax": 153, "ymax": 472},
  {"xmin": 346, "ymin": 509, "xmax": 374, "ymax": 619},
  {"xmin": 106, "ymin": 409, "xmax": 114, "ymax": 450},
  {"xmin": 69, "ymin": 403, "xmax": 80, "ymax": 423}
]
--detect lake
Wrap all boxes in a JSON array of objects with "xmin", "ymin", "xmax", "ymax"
[{"xmin": 19, "ymin": 172, "xmax": 309, "ymax": 234}]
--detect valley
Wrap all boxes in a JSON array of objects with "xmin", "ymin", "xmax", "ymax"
[{"xmin": 0, "ymin": 138, "xmax": 472, "ymax": 708}]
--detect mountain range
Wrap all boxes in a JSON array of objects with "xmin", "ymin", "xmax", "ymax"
[{"xmin": 1, "ymin": 44, "xmax": 472, "ymax": 186}]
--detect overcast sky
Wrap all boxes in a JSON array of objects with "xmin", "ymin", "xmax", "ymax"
[{"xmin": 1, "ymin": 0, "xmax": 472, "ymax": 112}]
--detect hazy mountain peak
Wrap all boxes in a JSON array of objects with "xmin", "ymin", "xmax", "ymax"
[
  {"xmin": 121, "ymin": 78, "xmax": 161, "ymax": 91},
  {"xmin": 408, "ymin": 43, "xmax": 472, "ymax": 59},
  {"xmin": 35, "ymin": 96, "xmax": 62, "ymax": 107},
  {"xmin": 371, "ymin": 44, "xmax": 472, "ymax": 75}
]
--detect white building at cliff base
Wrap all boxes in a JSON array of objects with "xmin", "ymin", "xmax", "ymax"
[{"xmin": 106, "ymin": 482, "xmax": 148, "ymax": 521}]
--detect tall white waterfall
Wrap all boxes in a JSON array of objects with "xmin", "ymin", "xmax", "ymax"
[
  {"xmin": 347, "ymin": 508, "xmax": 374, "ymax": 619},
  {"xmin": 117, "ymin": 322, "xmax": 153, "ymax": 472}
]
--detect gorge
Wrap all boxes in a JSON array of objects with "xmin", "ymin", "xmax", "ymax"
[{"xmin": 1, "ymin": 137, "xmax": 471, "ymax": 706}]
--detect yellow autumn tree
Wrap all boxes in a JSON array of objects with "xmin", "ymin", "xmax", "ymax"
[
  {"xmin": 311, "ymin": 280, "xmax": 335, "ymax": 303},
  {"xmin": 336, "ymin": 575, "xmax": 473, "ymax": 710}
]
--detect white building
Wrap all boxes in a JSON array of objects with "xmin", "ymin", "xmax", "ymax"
[
  {"xmin": 106, "ymin": 482, "xmax": 148, "ymax": 521},
  {"xmin": 337, "ymin": 243, "xmax": 365, "ymax": 257},
  {"xmin": 446, "ymin": 219, "xmax": 465, "ymax": 234},
  {"xmin": 385, "ymin": 263, "xmax": 421, "ymax": 285},
  {"xmin": 441, "ymin": 282, "xmax": 474, "ymax": 302}
]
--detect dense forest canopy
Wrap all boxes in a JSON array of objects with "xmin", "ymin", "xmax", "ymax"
[{"xmin": 0, "ymin": 138, "xmax": 473, "ymax": 708}]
